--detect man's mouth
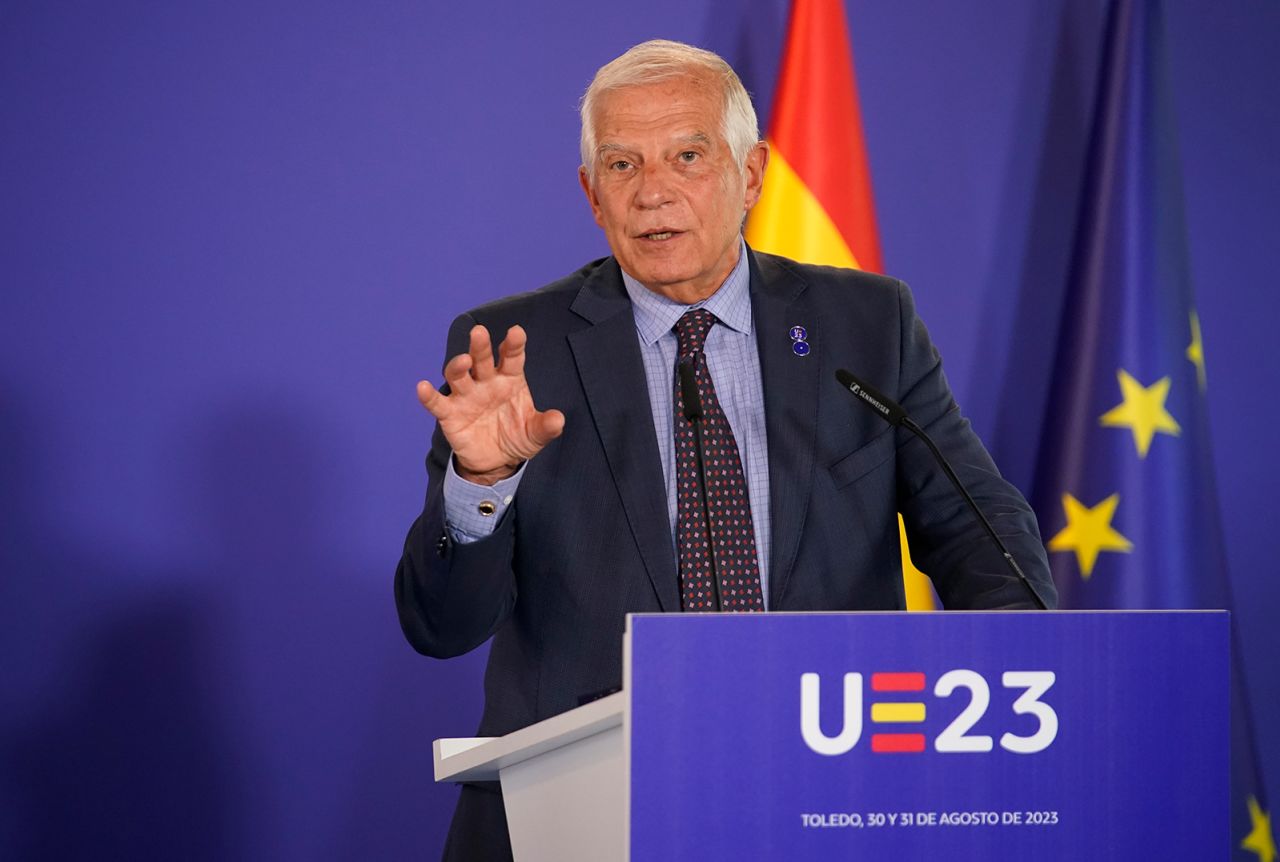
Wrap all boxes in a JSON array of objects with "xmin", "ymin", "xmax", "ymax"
[{"xmin": 638, "ymin": 229, "xmax": 683, "ymax": 241}]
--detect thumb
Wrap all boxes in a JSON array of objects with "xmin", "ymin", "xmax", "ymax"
[{"xmin": 528, "ymin": 409, "xmax": 565, "ymax": 447}]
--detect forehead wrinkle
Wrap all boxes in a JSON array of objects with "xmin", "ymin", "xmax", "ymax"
[{"xmin": 678, "ymin": 132, "xmax": 713, "ymax": 147}]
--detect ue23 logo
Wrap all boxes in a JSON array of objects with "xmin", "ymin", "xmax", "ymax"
[{"xmin": 799, "ymin": 670, "xmax": 1058, "ymax": 756}]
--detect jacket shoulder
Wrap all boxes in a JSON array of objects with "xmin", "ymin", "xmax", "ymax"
[
  {"xmin": 750, "ymin": 250, "xmax": 911, "ymax": 320},
  {"xmin": 752, "ymin": 250, "xmax": 903, "ymax": 295},
  {"xmin": 461, "ymin": 257, "xmax": 613, "ymax": 321}
]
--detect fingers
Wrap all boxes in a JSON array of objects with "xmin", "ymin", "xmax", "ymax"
[
  {"xmin": 442, "ymin": 351, "xmax": 475, "ymax": 396},
  {"xmin": 420, "ymin": 325, "xmax": 543, "ymax": 435},
  {"xmin": 451, "ymin": 324, "xmax": 528, "ymax": 381},
  {"xmin": 496, "ymin": 326, "xmax": 528, "ymax": 378},
  {"xmin": 468, "ymin": 325, "xmax": 497, "ymax": 382}
]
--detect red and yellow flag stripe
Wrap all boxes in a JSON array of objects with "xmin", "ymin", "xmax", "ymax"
[{"xmin": 746, "ymin": 0, "xmax": 935, "ymax": 610}]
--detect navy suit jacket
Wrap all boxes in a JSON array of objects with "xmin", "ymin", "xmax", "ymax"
[{"xmin": 395, "ymin": 249, "xmax": 1055, "ymax": 858}]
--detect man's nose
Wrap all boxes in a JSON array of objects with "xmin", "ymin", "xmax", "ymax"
[{"xmin": 634, "ymin": 162, "xmax": 676, "ymax": 208}]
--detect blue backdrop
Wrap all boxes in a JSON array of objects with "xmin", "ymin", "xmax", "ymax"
[{"xmin": 2, "ymin": 1, "xmax": 1276, "ymax": 858}]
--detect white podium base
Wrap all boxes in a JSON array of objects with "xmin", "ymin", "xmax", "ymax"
[{"xmin": 433, "ymin": 692, "xmax": 627, "ymax": 862}]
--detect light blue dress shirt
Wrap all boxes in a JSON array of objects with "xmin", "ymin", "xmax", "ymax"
[{"xmin": 443, "ymin": 239, "xmax": 773, "ymax": 606}]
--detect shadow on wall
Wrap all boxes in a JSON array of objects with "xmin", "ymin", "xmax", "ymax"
[
  {"xmin": 0, "ymin": 386, "xmax": 245, "ymax": 860},
  {"xmin": 5, "ymin": 598, "xmax": 244, "ymax": 860},
  {"xmin": 182, "ymin": 395, "xmax": 480, "ymax": 861},
  {"xmin": 330, "ymin": 633, "xmax": 488, "ymax": 861},
  {"xmin": 0, "ymin": 382, "xmax": 487, "ymax": 860}
]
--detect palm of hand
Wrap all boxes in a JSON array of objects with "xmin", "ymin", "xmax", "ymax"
[
  {"xmin": 417, "ymin": 324, "xmax": 564, "ymax": 484},
  {"xmin": 438, "ymin": 373, "xmax": 545, "ymax": 474}
]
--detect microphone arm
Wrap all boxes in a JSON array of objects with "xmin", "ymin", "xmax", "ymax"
[{"xmin": 835, "ymin": 369, "xmax": 1049, "ymax": 610}]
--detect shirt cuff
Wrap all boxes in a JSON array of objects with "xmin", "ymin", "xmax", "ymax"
[{"xmin": 443, "ymin": 455, "xmax": 525, "ymax": 543}]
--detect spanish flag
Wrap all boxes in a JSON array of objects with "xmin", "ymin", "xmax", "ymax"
[{"xmin": 746, "ymin": 0, "xmax": 935, "ymax": 609}]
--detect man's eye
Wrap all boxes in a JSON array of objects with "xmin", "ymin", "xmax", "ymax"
[
  {"xmin": 609, "ymin": 160, "xmax": 632, "ymax": 171},
  {"xmin": 678, "ymin": 151, "xmax": 699, "ymax": 163}
]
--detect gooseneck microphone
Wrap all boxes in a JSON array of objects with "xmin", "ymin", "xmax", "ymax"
[
  {"xmin": 834, "ymin": 368, "xmax": 1049, "ymax": 610},
  {"xmin": 679, "ymin": 359, "xmax": 723, "ymax": 612}
]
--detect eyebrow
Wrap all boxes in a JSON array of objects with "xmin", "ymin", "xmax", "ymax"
[{"xmin": 594, "ymin": 133, "xmax": 713, "ymax": 160}]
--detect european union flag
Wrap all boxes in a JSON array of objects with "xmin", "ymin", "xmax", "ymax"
[{"xmin": 1028, "ymin": 1, "xmax": 1273, "ymax": 857}]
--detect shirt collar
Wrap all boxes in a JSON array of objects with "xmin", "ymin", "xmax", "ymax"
[{"xmin": 621, "ymin": 237, "xmax": 753, "ymax": 346}]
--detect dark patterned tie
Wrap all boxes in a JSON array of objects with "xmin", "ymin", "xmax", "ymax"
[{"xmin": 673, "ymin": 309, "xmax": 765, "ymax": 612}]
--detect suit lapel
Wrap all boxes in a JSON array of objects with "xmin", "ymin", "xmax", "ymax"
[
  {"xmin": 567, "ymin": 260, "xmax": 680, "ymax": 612},
  {"xmin": 749, "ymin": 250, "xmax": 819, "ymax": 609}
]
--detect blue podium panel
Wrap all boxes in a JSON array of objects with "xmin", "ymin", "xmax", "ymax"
[{"xmin": 626, "ymin": 611, "xmax": 1227, "ymax": 861}]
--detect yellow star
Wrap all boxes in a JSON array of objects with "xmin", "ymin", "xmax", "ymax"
[
  {"xmin": 1243, "ymin": 795, "xmax": 1277, "ymax": 862},
  {"xmin": 1047, "ymin": 493, "xmax": 1133, "ymax": 578},
  {"xmin": 1099, "ymin": 369, "xmax": 1181, "ymax": 458},
  {"xmin": 1187, "ymin": 309, "xmax": 1207, "ymax": 392}
]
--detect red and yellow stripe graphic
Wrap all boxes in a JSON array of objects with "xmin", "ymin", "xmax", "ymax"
[
  {"xmin": 868, "ymin": 671, "xmax": 928, "ymax": 753},
  {"xmin": 745, "ymin": 0, "xmax": 935, "ymax": 609}
]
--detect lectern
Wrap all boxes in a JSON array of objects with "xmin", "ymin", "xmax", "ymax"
[{"xmin": 434, "ymin": 611, "xmax": 1227, "ymax": 861}]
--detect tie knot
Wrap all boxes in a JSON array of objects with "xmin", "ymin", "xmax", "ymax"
[{"xmin": 674, "ymin": 308, "xmax": 717, "ymax": 360}]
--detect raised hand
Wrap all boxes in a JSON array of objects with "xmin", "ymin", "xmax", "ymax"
[{"xmin": 416, "ymin": 325, "xmax": 565, "ymax": 485}]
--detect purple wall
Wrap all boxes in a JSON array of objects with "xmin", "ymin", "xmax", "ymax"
[{"xmin": 2, "ymin": 1, "xmax": 1275, "ymax": 857}]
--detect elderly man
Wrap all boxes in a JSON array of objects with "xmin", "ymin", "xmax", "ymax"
[{"xmin": 397, "ymin": 39, "xmax": 1055, "ymax": 860}]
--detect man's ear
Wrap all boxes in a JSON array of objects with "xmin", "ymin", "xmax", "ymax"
[
  {"xmin": 742, "ymin": 140, "xmax": 770, "ymax": 211},
  {"xmin": 579, "ymin": 166, "xmax": 605, "ymax": 229}
]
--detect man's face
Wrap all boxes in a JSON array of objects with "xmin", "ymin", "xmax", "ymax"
[{"xmin": 579, "ymin": 76, "xmax": 768, "ymax": 305}]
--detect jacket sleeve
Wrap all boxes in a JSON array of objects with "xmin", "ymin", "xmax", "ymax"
[
  {"xmin": 394, "ymin": 312, "xmax": 520, "ymax": 657},
  {"xmin": 889, "ymin": 281, "xmax": 1057, "ymax": 610}
]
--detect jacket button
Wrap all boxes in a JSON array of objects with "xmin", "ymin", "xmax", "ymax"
[{"xmin": 435, "ymin": 534, "xmax": 449, "ymax": 558}]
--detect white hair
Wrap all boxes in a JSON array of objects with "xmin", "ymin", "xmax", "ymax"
[{"xmin": 578, "ymin": 40, "xmax": 760, "ymax": 178}]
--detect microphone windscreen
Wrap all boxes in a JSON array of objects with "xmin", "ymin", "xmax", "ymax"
[{"xmin": 835, "ymin": 369, "xmax": 908, "ymax": 426}]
